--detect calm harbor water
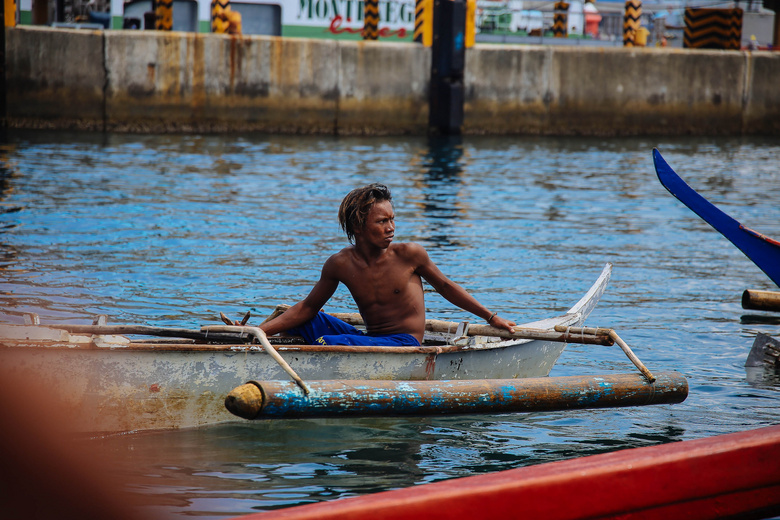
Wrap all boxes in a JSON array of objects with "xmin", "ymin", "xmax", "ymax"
[{"xmin": 1, "ymin": 131, "xmax": 779, "ymax": 518}]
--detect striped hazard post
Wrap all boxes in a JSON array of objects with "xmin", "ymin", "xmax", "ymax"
[
  {"xmin": 363, "ymin": 0, "xmax": 379, "ymax": 40},
  {"xmin": 416, "ymin": 0, "xmax": 473, "ymax": 47},
  {"xmin": 465, "ymin": 0, "xmax": 476, "ymax": 47},
  {"xmin": 414, "ymin": 0, "xmax": 433, "ymax": 45},
  {"xmin": 155, "ymin": 0, "xmax": 173, "ymax": 30},
  {"xmin": 5, "ymin": 0, "xmax": 16, "ymax": 26},
  {"xmin": 683, "ymin": 8, "xmax": 742, "ymax": 49},
  {"xmin": 211, "ymin": 0, "xmax": 229, "ymax": 32},
  {"xmin": 623, "ymin": 0, "xmax": 641, "ymax": 46},
  {"xmin": 553, "ymin": 1, "xmax": 569, "ymax": 37}
]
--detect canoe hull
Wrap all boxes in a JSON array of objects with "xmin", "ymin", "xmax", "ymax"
[
  {"xmin": 0, "ymin": 263, "xmax": 612, "ymax": 433},
  {"xmin": 0, "ymin": 336, "xmax": 579, "ymax": 433}
]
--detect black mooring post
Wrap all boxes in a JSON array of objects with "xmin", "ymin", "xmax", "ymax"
[
  {"xmin": 0, "ymin": 2, "xmax": 6, "ymax": 143},
  {"xmin": 56, "ymin": 0, "xmax": 65, "ymax": 22},
  {"xmin": 144, "ymin": 0, "xmax": 157, "ymax": 29},
  {"xmin": 429, "ymin": 0, "xmax": 465, "ymax": 135}
]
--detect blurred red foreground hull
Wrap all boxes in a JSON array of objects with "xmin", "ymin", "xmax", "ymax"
[{"xmin": 239, "ymin": 424, "xmax": 780, "ymax": 520}]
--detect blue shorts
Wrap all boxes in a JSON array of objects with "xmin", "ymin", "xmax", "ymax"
[{"xmin": 287, "ymin": 311, "xmax": 421, "ymax": 347}]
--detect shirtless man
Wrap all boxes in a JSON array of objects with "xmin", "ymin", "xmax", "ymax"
[{"xmin": 260, "ymin": 183, "xmax": 516, "ymax": 346}]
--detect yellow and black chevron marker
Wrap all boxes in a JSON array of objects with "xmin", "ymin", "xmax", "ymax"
[
  {"xmin": 553, "ymin": 1, "xmax": 569, "ymax": 38},
  {"xmin": 363, "ymin": 0, "xmax": 379, "ymax": 40},
  {"xmin": 414, "ymin": 0, "xmax": 433, "ymax": 45},
  {"xmin": 623, "ymin": 0, "xmax": 641, "ymax": 46},
  {"xmin": 211, "ymin": 0, "xmax": 242, "ymax": 33},
  {"xmin": 683, "ymin": 8, "xmax": 742, "ymax": 49},
  {"xmin": 211, "ymin": 0, "xmax": 228, "ymax": 31},
  {"xmin": 155, "ymin": 0, "xmax": 173, "ymax": 30}
]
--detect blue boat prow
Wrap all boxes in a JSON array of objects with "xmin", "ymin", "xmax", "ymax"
[{"xmin": 653, "ymin": 148, "xmax": 780, "ymax": 288}]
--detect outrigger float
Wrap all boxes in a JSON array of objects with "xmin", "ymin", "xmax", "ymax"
[
  {"xmin": 0, "ymin": 263, "xmax": 687, "ymax": 433},
  {"xmin": 225, "ymin": 372, "xmax": 687, "ymax": 420}
]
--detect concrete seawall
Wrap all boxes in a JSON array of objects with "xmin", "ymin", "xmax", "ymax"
[{"xmin": 6, "ymin": 26, "xmax": 779, "ymax": 135}]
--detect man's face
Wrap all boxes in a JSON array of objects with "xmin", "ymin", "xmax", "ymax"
[{"xmin": 357, "ymin": 200, "xmax": 395, "ymax": 248}]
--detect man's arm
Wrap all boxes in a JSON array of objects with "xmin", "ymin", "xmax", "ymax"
[
  {"xmin": 260, "ymin": 257, "xmax": 341, "ymax": 336},
  {"xmin": 410, "ymin": 244, "xmax": 516, "ymax": 332}
]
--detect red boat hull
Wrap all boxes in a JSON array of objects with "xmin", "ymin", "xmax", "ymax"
[{"xmin": 242, "ymin": 424, "xmax": 780, "ymax": 520}]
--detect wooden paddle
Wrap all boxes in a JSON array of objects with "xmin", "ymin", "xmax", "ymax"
[{"xmin": 52, "ymin": 324, "xmax": 243, "ymax": 342}]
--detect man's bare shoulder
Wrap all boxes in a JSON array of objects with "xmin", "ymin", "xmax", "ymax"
[
  {"xmin": 390, "ymin": 242, "xmax": 429, "ymax": 261},
  {"xmin": 323, "ymin": 246, "xmax": 356, "ymax": 268}
]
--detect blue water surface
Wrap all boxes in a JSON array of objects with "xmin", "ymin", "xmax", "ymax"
[{"xmin": 1, "ymin": 131, "xmax": 778, "ymax": 518}]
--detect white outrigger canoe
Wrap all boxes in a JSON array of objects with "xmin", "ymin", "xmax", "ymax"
[{"xmin": 0, "ymin": 263, "xmax": 612, "ymax": 433}]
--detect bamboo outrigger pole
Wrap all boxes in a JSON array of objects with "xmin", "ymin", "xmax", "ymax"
[
  {"xmin": 262, "ymin": 305, "xmax": 655, "ymax": 381},
  {"xmin": 555, "ymin": 325, "xmax": 656, "ymax": 382},
  {"xmin": 202, "ymin": 325, "xmax": 311, "ymax": 395},
  {"xmin": 264, "ymin": 305, "xmax": 615, "ymax": 346}
]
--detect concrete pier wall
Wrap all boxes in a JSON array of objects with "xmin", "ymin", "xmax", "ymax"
[{"xmin": 5, "ymin": 26, "xmax": 779, "ymax": 135}]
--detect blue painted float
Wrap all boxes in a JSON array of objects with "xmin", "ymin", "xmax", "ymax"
[
  {"xmin": 653, "ymin": 148, "xmax": 780, "ymax": 288},
  {"xmin": 224, "ymin": 372, "xmax": 688, "ymax": 419}
]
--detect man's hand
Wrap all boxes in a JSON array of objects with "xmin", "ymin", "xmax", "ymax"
[{"xmin": 491, "ymin": 315, "xmax": 516, "ymax": 334}]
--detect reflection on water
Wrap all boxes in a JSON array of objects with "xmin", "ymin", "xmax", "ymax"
[
  {"xmin": 746, "ymin": 367, "xmax": 780, "ymax": 389},
  {"xmin": 741, "ymin": 314, "xmax": 780, "ymax": 326},
  {"xmin": 93, "ymin": 412, "xmax": 690, "ymax": 519},
  {"xmin": 1, "ymin": 131, "xmax": 779, "ymax": 518},
  {"xmin": 413, "ymin": 135, "xmax": 468, "ymax": 250}
]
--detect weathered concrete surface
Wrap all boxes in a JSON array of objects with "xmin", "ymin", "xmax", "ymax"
[
  {"xmin": 5, "ymin": 26, "xmax": 780, "ymax": 135},
  {"xmin": 104, "ymin": 32, "xmax": 341, "ymax": 133},
  {"xmin": 337, "ymin": 40, "xmax": 429, "ymax": 134},
  {"xmin": 463, "ymin": 45, "xmax": 553, "ymax": 134},
  {"xmin": 743, "ymin": 52, "xmax": 780, "ymax": 135},
  {"xmin": 464, "ymin": 45, "xmax": 776, "ymax": 135},
  {"xmin": 6, "ymin": 26, "xmax": 106, "ymax": 130}
]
